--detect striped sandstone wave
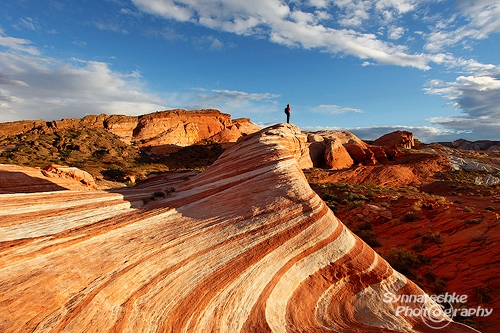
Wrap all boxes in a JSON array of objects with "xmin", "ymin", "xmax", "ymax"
[{"xmin": 0, "ymin": 124, "xmax": 478, "ymax": 332}]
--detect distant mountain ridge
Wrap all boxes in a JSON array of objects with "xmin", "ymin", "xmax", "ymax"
[{"xmin": 439, "ymin": 138, "xmax": 500, "ymax": 151}]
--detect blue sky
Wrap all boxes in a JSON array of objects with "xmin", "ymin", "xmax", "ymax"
[{"xmin": 1, "ymin": 0, "xmax": 500, "ymax": 142}]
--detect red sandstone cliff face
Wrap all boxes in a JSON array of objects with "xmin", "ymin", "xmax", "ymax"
[
  {"xmin": 0, "ymin": 109, "xmax": 260, "ymax": 148},
  {"xmin": 0, "ymin": 124, "xmax": 477, "ymax": 332}
]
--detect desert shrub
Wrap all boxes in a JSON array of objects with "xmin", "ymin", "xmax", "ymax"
[
  {"xmin": 463, "ymin": 207, "xmax": 474, "ymax": 212},
  {"xmin": 421, "ymin": 232, "xmax": 443, "ymax": 244},
  {"xmin": 475, "ymin": 287, "xmax": 492, "ymax": 304},
  {"xmin": 391, "ymin": 218, "xmax": 401, "ymax": 226},
  {"xmin": 411, "ymin": 243, "xmax": 425, "ymax": 252},
  {"xmin": 325, "ymin": 201, "xmax": 337, "ymax": 211},
  {"xmin": 484, "ymin": 206, "xmax": 495, "ymax": 211},
  {"xmin": 153, "ymin": 191, "xmax": 165, "ymax": 198},
  {"xmin": 402, "ymin": 211, "xmax": 420, "ymax": 222},
  {"xmin": 102, "ymin": 168, "xmax": 127, "ymax": 181},
  {"xmin": 424, "ymin": 272, "xmax": 447, "ymax": 294},
  {"xmin": 322, "ymin": 193, "xmax": 339, "ymax": 202},
  {"xmin": 357, "ymin": 221, "xmax": 373, "ymax": 231},
  {"xmin": 345, "ymin": 193, "xmax": 369, "ymax": 202},
  {"xmin": 383, "ymin": 248, "xmax": 425, "ymax": 276},
  {"xmin": 92, "ymin": 149, "xmax": 109, "ymax": 158},
  {"xmin": 465, "ymin": 219, "xmax": 481, "ymax": 225},
  {"xmin": 354, "ymin": 229, "xmax": 381, "ymax": 247}
]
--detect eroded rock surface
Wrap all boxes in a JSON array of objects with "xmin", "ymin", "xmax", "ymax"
[
  {"xmin": 0, "ymin": 109, "xmax": 260, "ymax": 148},
  {"xmin": 0, "ymin": 124, "xmax": 477, "ymax": 332},
  {"xmin": 0, "ymin": 164, "xmax": 97, "ymax": 193},
  {"xmin": 306, "ymin": 130, "xmax": 403, "ymax": 169},
  {"xmin": 373, "ymin": 130, "xmax": 415, "ymax": 149}
]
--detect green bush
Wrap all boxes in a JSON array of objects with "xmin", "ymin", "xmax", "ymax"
[
  {"xmin": 421, "ymin": 232, "xmax": 443, "ymax": 244},
  {"xmin": 354, "ymin": 229, "xmax": 381, "ymax": 247},
  {"xmin": 383, "ymin": 248, "xmax": 426, "ymax": 276},
  {"xmin": 402, "ymin": 211, "xmax": 419, "ymax": 222},
  {"xmin": 411, "ymin": 243, "xmax": 425, "ymax": 252}
]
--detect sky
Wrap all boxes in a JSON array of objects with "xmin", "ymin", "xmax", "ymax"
[{"xmin": 1, "ymin": 0, "xmax": 500, "ymax": 143}]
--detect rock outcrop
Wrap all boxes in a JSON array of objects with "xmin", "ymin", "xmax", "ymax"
[
  {"xmin": 0, "ymin": 124, "xmax": 477, "ymax": 332},
  {"xmin": 373, "ymin": 130, "xmax": 415, "ymax": 149},
  {"xmin": 0, "ymin": 109, "xmax": 260, "ymax": 148},
  {"xmin": 41, "ymin": 164, "xmax": 97, "ymax": 188},
  {"xmin": 306, "ymin": 130, "xmax": 402, "ymax": 169},
  {"xmin": 0, "ymin": 164, "xmax": 97, "ymax": 193}
]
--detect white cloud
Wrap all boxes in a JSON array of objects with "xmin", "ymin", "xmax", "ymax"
[
  {"xmin": 425, "ymin": 0, "xmax": 500, "ymax": 52},
  {"xmin": 311, "ymin": 104, "xmax": 363, "ymax": 114},
  {"xmin": 13, "ymin": 17, "xmax": 41, "ymax": 31},
  {"xmin": 301, "ymin": 124, "xmax": 452, "ymax": 143},
  {"xmin": 425, "ymin": 74, "xmax": 500, "ymax": 139},
  {"xmin": 387, "ymin": 25, "xmax": 405, "ymax": 40},
  {"xmin": 131, "ymin": 0, "xmax": 438, "ymax": 69},
  {"xmin": 0, "ymin": 32, "xmax": 166, "ymax": 122},
  {"xmin": 93, "ymin": 22, "xmax": 128, "ymax": 34},
  {"xmin": 164, "ymin": 88, "xmax": 281, "ymax": 117},
  {"xmin": 0, "ymin": 29, "xmax": 40, "ymax": 55},
  {"xmin": 203, "ymin": 89, "xmax": 279, "ymax": 101}
]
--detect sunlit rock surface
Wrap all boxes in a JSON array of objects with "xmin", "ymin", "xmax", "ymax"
[{"xmin": 0, "ymin": 124, "xmax": 478, "ymax": 332}]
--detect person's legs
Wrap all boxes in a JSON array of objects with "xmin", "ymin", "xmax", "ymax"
[{"xmin": 286, "ymin": 113, "xmax": 290, "ymax": 123}]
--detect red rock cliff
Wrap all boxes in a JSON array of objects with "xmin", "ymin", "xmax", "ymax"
[{"xmin": 0, "ymin": 109, "xmax": 260, "ymax": 147}]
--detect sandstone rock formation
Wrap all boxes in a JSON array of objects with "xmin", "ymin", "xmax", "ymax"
[
  {"xmin": 306, "ymin": 130, "xmax": 402, "ymax": 169},
  {"xmin": 373, "ymin": 130, "xmax": 415, "ymax": 149},
  {"xmin": 42, "ymin": 164, "xmax": 97, "ymax": 188},
  {"xmin": 0, "ymin": 124, "xmax": 477, "ymax": 332},
  {"xmin": 0, "ymin": 109, "xmax": 260, "ymax": 149},
  {"xmin": 0, "ymin": 164, "xmax": 97, "ymax": 193},
  {"xmin": 324, "ymin": 139, "xmax": 354, "ymax": 170}
]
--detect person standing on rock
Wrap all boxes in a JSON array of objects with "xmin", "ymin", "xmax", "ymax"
[{"xmin": 284, "ymin": 104, "xmax": 291, "ymax": 123}]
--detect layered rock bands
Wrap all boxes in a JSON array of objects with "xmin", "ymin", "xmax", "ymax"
[
  {"xmin": 0, "ymin": 124, "xmax": 477, "ymax": 332},
  {"xmin": 0, "ymin": 109, "xmax": 260, "ymax": 150}
]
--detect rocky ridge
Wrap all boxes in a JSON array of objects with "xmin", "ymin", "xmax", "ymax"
[
  {"xmin": 0, "ymin": 124, "xmax": 477, "ymax": 332},
  {"xmin": 0, "ymin": 109, "xmax": 260, "ymax": 183},
  {"xmin": 0, "ymin": 109, "xmax": 260, "ymax": 150}
]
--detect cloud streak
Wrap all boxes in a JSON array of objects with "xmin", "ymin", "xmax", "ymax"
[
  {"xmin": 301, "ymin": 124, "xmax": 454, "ymax": 143},
  {"xmin": 311, "ymin": 104, "xmax": 363, "ymax": 114}
]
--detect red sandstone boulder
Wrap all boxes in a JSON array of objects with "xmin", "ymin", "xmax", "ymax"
[
  {"xmin": 324, "ymin": 139, "xmax": 354, "ymax": 170},
  {"xmin": 343, "ymin": 141, "xmax": 378, "ymax": 165},
  {"xmin": 0, "ymin": 164, "xmax": 97, "ymax": 192},
  {"xmin": 373, "ymin": 130, "xmax": 414, "ymax": 149},
  {"xmin": 42, "ymin": 164, "xmax": 97, "ymax": 188}
]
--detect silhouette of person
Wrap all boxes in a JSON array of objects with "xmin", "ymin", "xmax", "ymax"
[{"xmin": 284, "ymin": 104, "xmax": 290, "ymax": 123}]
